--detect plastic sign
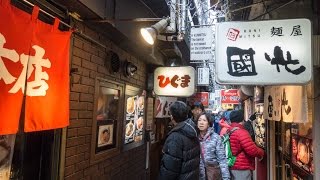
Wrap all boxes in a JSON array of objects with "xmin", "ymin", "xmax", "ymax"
[
  {"xmin": 216, "ymin": 19, "xmax": 312, "ymax": 85},
  {"xmin": 154, "ymin": 66, "xmax": 195, "ymax": 97},
  {"xmin": 190, "ymin": 26, "xmax": 213, "ymax": 61},
  {"xmin": 221, "ymin": 89, "xmax": 240, "ymax": 104},
  {"xmin": 187, "ymin": 92, "xmax": 209, "ymax": 106}
]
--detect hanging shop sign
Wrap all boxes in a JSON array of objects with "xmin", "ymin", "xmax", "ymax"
[
  {"xmin": 263, "ymin": 86, "xmax": 308, "ymax": 123},
  {"xmin": 220, "ymin": 89, "xmax": 240, "ymax": 104},
  {"xmin": 154, "ymin": 66, "xmax": 195, "ymax": 97},
  {"xmin": 197, "ymin": 67, "xmax": 210, "ymax": 85},
  {"xmin": 187, "ymin": 92, "xmax": 209, "ymax": 107},
  {"xmin": 190, "ymin": 26, "xmax": 214, "ymax": 61},
  {"xmin": 215, "ymin": 19, "xmax": 312, "ymax": 85},
  {"xmin": 155, "ymin": 96, "xmax": 178, "ymax": 118},
  {"xmin": 0, "ymin": 2, "xmax": 71, "ymax": 134}
]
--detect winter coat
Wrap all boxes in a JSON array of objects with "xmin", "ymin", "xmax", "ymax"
[
  {"xmin": 219, "ymin": 118, "xmax": 231, "ymax": 136},
  {"xmin": 158, "ymin": 119, "xmax": 200, "ymax": 180},
  {"xmin": 199, "ymin": 127, "xmax": 230, "ymax": 180},
  {"xmin": 229, "ymin": 123, "xmax": 264, "ymax": 170}
]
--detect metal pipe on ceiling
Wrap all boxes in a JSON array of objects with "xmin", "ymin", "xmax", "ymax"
[
  {"xmin": 250, "ymin": 0, "xmax": 296, "ymax": 20},
  {"xmin": 20, "ymin": 0, "xmax": 107, "ymax": 49}
]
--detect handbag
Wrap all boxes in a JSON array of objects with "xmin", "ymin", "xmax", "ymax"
[{"xmin": 200, "ymin": 150, "xmax": 222, "ymax": 180}]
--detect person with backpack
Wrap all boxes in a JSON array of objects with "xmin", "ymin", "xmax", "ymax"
[
  {"xmin": 228, "ymin": 110, "xmax": 264, "ymax": 180},
  {"xmin": 197, "ymin": 112, "xmax": 230, "ymax": 180}
]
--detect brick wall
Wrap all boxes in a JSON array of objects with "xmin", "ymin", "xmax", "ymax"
[{"xmin": 64, "ymin": 23, "xmax": 148, "ymax": 180}]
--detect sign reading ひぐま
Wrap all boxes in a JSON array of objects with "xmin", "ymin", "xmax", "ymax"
[{"xmin": 154, "ymin": 66, "xmax": 196, "ymax": 97}]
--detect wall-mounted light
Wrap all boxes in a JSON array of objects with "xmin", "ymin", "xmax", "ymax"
[
  {"xmin": 123, "ymin": 61, "xmax": 137, "ymax": 77},
  {"xmin": 140, "ymin": 18, "xmax": 170, "ymax": 45}
]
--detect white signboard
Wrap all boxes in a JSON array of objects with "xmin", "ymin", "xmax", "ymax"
[
  {"xmin": 154, "ymin": 66, "xmax": 195, "ymax": 97},
  {"xmin": 197, "ymin": 67, "xmax": 210, "ymax": 85},
  {"xmin": 190, "ymin": 26, "xmax": 213, "ymax": 61},
  {"xmin": 216, "ymin": 19, "xmax": 312, "ymax": 85}
]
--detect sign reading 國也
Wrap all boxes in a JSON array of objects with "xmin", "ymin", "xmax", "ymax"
[
  {"xmin": 216, "ymin": 19, "xmax": 312, "ymax": 85},
  {"xmin": 154, "ymin": 66, "xmax": 196, "ymax": 97}
]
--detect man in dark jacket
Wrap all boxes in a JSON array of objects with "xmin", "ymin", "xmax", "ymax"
[
  {"xmin": 159, "ymin": 101, "xmax": 200, "ymax": 180},
  {"xmin": 228, "ymin": 110, "xmax": 264, "ymax": 180},
  {"xmin": 243, "ymin": 113, "xmax": 256, "ymax": 142}
]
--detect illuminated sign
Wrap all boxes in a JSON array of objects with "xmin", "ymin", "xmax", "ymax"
[{"xmin": 154, "ymin": 66, "xmax": 195, "ymax": 97}]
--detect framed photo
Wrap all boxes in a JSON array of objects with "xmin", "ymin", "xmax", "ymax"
[
  {"xmin": 123, "ymin": 85, "xmax": 146, "ymax": 151},
  {"xmin": 90, "ymin": 78, "xmax": 124, "ymax": 164},
  {"xmin": 96, "ymin": 120, "xmax": 117, "ymax": 153}
]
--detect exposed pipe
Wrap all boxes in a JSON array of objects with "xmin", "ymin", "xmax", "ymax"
[
  {"xmin": 181, "ymin": 0, "xmax": 187, "ymax": 34},
  {"xmin": 21, "ymin": 0, "xmax": 107, "ymax": 49},
  {"xmin": 250, "ymin": 0, "xmax": 296, "ymax": 20},
  {"xmin": 167, "ymin": 0, "xmax": 176, "ymax": 33}
]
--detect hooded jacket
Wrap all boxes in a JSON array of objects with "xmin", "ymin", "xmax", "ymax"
[
  {"xmin": 199, "ymin": 127, "xmax": 230, "ymax": 180},
  {"xmin": 219, "ymin": 118, "xmax": 231, "ymax": 136},
  {"xmin": 158, "ymin": 119, "xmax": 200, "ymax": 180},
  {"xmin": 229, "ymin": 123, "xmax": 264, "ymax": 170}
]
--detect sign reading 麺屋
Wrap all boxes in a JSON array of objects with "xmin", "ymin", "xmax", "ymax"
[
  {"xmin": 190, "ymin": 26, "xmax": 213, "ymax": 61},
  {"xmin": 215, "ymin": 19, "xmax": 312, "ymax": 85},
  {"xmin": 154, "ymin": 66, "xmax": 195, "ymax": 97}
]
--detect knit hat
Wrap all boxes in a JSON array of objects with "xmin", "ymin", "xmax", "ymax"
[{"xmin": 229, "ymin": 110, "xmax": 244, "ymax": 123}]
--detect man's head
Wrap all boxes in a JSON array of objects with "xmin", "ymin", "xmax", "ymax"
[
  {"xmin": 191, "ymin": 102, "xmax": 204, "ymax": 119},
  {"xmin": 169, "ymin": 101, "xmax": 188, "ymax": 124},
  {"xmin": 229, "ymin": 110, "xmax": 244, "ymax": 123}
]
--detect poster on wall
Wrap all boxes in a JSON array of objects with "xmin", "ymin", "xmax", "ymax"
[
  {"xmin": 254, "ymin": 103, "xmax": 265, "ymax": 148},
  {"xmin": 123, "ymin": 86, "xmax": 146, "ymax": 151},
  {"xmin": 155, "ymin": 96, "xmax": 177, "ymax": 118},
  {"xmin": 124, "ymin": 95, "xmax": 145, "ymax": 144},
  {"xmin": 215, "ymin": 19, "xmax": 312, "ymax": 85},
  {"xmin": 0, "ymin": 135, "xmax": 15, "ymax": 180},
  {"xmin": 292, "ymin": 134, "xmax": 314, "ymax": 174},
  {"xmin": 187, "ymin": 92, "xmax": 209, "ymax": 107}
]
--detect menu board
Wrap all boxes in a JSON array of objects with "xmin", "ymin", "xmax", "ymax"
[
  {"xmin": 254, "ymin": 103, "xmax": 266, "ymax": 148},
  {"xmin": 124, "ymin": 95, "xmax": 145, "ymax": 145}
]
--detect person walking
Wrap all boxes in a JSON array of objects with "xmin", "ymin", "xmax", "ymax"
[
  {"xmin": 158, "ymin": 101, "xmax": 200, "ymax": 180},
  {"xmin": 228, "ymin": 110, "xmax": 264, "ymax": 180},
  {"xmin": 219, "ymin": 110, "xmax": 232, "ymax": 136},
  {"xmin": 190, "ymin": 102, "xmax": 204, "ymax": 123},
  {"xmin": 197, "ymin": 113, "xmax": 230, "ymax": 180}
]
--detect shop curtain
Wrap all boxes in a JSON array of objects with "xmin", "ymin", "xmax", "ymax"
[
  {"xmin": 0, "ymin": 0, "xmax": 72, "ymax": 134},
  {"xmin": 24, "ymin": 13, "xmax": 72, "ymax": 132},
  {"xmin": 263, "ymin": 86, "xmax": 308, "ymax": 123},
  {"xmin": 0, "ymin": 0, "xmax": 36, "ymax": 134}
]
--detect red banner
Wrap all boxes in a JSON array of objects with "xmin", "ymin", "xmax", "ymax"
[
  {"xmin": 24, "ymin": 15, "xmax": 71, "ymax": 132},
  {"xmin": 187, "ymin": 92, "xmax": 209, "ymax": 107},
  {"xmin": 0, "ymin": 1, "xmax": 71, "ymax": 134},
  {"xmin": 0, "ymin": 0, "xmax": 36, "ymax": 134},
  {"xmin": 221, "ymin": 89, "xmax": 240, "ymax": 104}
]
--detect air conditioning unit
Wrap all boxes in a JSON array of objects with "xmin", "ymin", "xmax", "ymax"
[{"xmin": 313, "ymin": 35, "xmax": 320, "ymax": 67}]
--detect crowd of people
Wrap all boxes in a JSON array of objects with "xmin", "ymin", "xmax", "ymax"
[{"xmin": 158, "ymin": 101, "xmax": 264, "ymax": 180}]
